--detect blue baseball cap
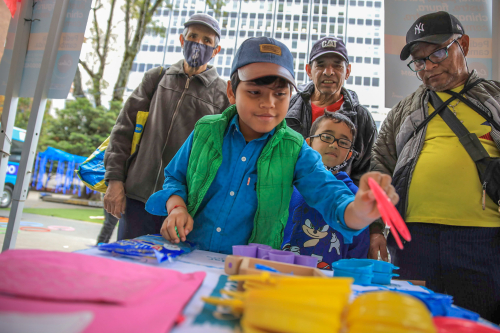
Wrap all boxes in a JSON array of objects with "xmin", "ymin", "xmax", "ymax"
[{"xmin": 231, "ymin": 37, "xmax": 297, "ymax": 90}]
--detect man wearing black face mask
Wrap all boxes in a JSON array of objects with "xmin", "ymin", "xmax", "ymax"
[{"xmin": 103, "ymin": 14, "xmax": 230, "ymax": 240}]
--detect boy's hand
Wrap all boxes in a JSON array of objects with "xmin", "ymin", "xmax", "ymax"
[
  {"xmin": 344, "ymin": 172, "xmax": 399, "ymax": 230},
  {"xmin": 160, "ymin": 206, "xmax": 193, "ymax": 243},
  {"xmin": 353, "ymin": 172, "xmax": 399, "ymax": 220}
]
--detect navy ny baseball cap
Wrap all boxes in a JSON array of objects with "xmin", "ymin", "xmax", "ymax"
[
  {"xmin": 309, "ymin": 36, "xmax": 348, "ymax": 63},
  {"xmin": 231, "ymin": 37, "xmax": 297, "ymax": 90},
  {"xmin": 184, "ymin": 13, "xmax": 221, "ymax": 39},
  {"xmin": 400, "ymin": 11, "xmax": 464, "ymax": 60}
]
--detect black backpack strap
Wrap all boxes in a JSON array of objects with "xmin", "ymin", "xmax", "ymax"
[
  {"xmin": 428, "ymin": 91, "xmax": 490, "ymax": 163},
  {"xmin": 441, "ymin": 88, "xmax": 500, "ymax": 133},
  {"xmin": 405, "ymin": 77, "xmax": 485, "ymax": 142}
]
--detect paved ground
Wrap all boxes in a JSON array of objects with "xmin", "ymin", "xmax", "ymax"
[{"xmin": 0, "ymin": 192, "xmax": 117, "ymax": 252}]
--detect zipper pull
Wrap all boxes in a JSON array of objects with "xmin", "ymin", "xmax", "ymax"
[{"xmin": 482, "ymin": 181, "xmax": 487, "ymax": 210}]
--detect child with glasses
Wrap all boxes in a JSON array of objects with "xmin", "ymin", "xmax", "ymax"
[{"xmin": 282, "ymin": 113, "xmax": 369, "ymax": 269}]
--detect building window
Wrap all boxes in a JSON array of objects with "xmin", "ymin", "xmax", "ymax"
[
  {"xmin": 358, "ymin": 0, "xmax": 364, "ymax": 6},
  {"xmin": 355, "ymin": 56, "xmax": 362, "ymax": 63},
  {"xmin": 303, "ymin": 4, "xmax": 308, "ymax": 13},
  {"xmin": 131, "ymin": 63, "xmax": 137, "ymax": 71},
  {"xmin": 346, "ymin": 76, "xmax": 353, "ymax": 84},
  {"xmin": 138, "ymin": 63, "xmax": 145, "ymax": 72},
  {"xmin": 149, "ymin": 45, "xmax": 156, "ymax": 52},
  {"xmin": 157, "ymin": 45, "xmax": 164, "ymax": 52},
  {"xmin": 348, "ymin": 56, "xmax": 354, "ymax": 63},
  {"xmin": 375, "ymin": 1, "xmax": 381, "ymax": 8},
  {"xmin": 224, "ymin": 68, "xmax": 230, "ymax": 76},
  {"xmin": 338, "ymin": 25, "xmax": 343, "ymax": 34},
  {"xmin": 363, "ymin": 77, "xmax": 370, "ymax": 86},
  {"xmin": 366, "ymin": 1, "xmax": 372, "ymax": 6},
  {"xmin": 322, "ymin": 6, "xmax": 327, "ymax": 14},
  {"xmin": 218, "ymin": 57, "xmax": 223, "ymax": 65},
  {"xmin": 298, "ymin": 72, "xmax": 304, "ymax": 81},
  {"xmin": 364, "ymin": 57, "xmax": 371, "ymax": 64},
  {"xmin": 349, "ymin": 0, "xmax": 356, "ymax": 5},
  {"xmin": 330, "ymin": 25, "xmax": 335, "ymax": 34},
  {"xmin": 365, "ymin": 38, "xmax": 372, "ymax": 44},
  {"xmin": 314, "ymin": 5, "xmax": 319, "ymax": 14},
  {"xmin": 373, "ymin": 57, "xmax": 380, "ymax": 64},
  {"xmin": 374, "ymin": 38, "xmax": 381, "ymax": 45},
  {"xmin": 357, "ymin": 19, "xmax": 363, "ymax": 25},
  {"xmin": 356, "ymin": 37, "xmax": 363, "ymax": 44},
  {"xmin": 142, "ymin": 45, "xmax": 148, "ymax": 51},
  {"xmin": 146, "ymin": 64, "xmax": 153, "ymax": 71},
  {"xmin": 355, "ymin": 76, "xmax": 362, "ymax": 85},
  {"xmin": 292, "ymin": 40, "xmax": 297, "ymax": 49},
  {"xmin": 348, "ymin": 37, "xmax": 355, "ymax": 43},
  {"xmin": 226, "ymin": 56, "xmax": 231, "ymax": 66},
  {"xmin": 365, "ymin": 19, "xmax": 372, "ymax": 26},
  {"xmin": 372, "ymin": 78, "xmax": 380, "ymax": 86},
  {"xmin": 167, "ymin": 46, "xmax": 174, "ymax": 52},
  {"xmin": 374, "ymin": 19, "xmax": 381, "ymax": 26},
  {"xmin": 348, "ymin": 18, "xmax": 355, "ymax": 25}
]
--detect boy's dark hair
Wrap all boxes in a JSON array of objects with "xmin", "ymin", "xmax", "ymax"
[
  {"xmin": 230, "ymin": 71, "xmax": 293, "ymax": 95},
  {"xmin": 309, "ymin": 112, "xmax": 356, "ymax": 143}
]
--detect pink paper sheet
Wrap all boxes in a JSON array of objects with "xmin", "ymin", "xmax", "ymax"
[{"xmin": 0, "ymin": 249, "xmax": 206, "ymax": 333}]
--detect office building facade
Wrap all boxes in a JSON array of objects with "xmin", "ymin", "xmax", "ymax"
[{"xmin": 128, "ymin": 0, "xmax": 386, "ymax": 128}]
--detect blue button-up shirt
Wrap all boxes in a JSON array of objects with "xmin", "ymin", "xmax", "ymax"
[{"xmin": 146, "ymin": 115, "xmax": 356, "ymax": 254}]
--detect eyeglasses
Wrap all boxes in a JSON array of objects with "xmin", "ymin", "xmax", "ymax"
[
  {"xmin": 308, "ymin": 133, "xmax": 353, "ymax": 149},
  {"xmin": 407, "ymin": 39, "xmax": 457, "ymax": 72}
]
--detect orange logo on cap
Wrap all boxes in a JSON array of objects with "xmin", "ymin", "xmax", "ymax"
[{"xmin": 260, "ymin": 44, "xmax": 281, "ymax": 56}]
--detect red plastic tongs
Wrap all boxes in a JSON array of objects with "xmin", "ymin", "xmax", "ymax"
[{"xmin": 368, "ymin": 177, "xmax": 411, "ymax": 249}]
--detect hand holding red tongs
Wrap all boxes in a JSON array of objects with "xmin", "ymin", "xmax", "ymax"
[{"xmin": 367, "ymin": 177, "xmax": 411, "ymax": 249}]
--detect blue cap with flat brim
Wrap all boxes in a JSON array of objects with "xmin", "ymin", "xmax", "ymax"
[{"xmin": 231, "ymin": 37, "xmax": 297, "ymax": 90}]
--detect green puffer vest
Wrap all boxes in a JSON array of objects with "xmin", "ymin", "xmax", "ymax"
[{"xmin": 185, "ymin": 105, "xmax": 303, "ymax": 249}]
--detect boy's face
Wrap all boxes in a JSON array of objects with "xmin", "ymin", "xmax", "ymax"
[
  {"xmin": 309, "ymin": 119, "xmax": 353, "ymax": 168},
  {"xmin": 227, "ymin": 80, "xmax": 292, "ymax": 141}
]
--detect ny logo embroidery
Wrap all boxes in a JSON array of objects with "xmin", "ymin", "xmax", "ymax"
[
  {"xmin": 415, "ymin": 23, "xmax": 424, "ymax": 35},
  {"xmin": 322, "ymin": 40, "xmax": 337, "ymax": 48}
]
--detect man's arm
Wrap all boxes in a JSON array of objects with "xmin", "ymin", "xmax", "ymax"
[
  {"xmin": 103, "ymin": 68, "xmax": 161, "ymax": 218},
  {"xmin": 349, "ymin": 113, "xmax": 377, "ymax": 185},
  {"xmin": 104, "ymin": 68, "xmax": 161, "ymax": 182},
  {"xmin": 368, "ymin": 107, "xmax": 399, "ymax": 260}
]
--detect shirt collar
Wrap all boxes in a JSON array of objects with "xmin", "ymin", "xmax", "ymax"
[{"xmin": 227, "ymin": 115, "xmax": 276, "ymax": 141}]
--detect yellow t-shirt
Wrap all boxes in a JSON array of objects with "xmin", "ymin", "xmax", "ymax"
[{"xmin": 406, "ymin": 85, "xmax": 500, "ymax": 227}]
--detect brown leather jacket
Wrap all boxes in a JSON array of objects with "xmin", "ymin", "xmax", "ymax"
[{"xmin": 104, "ymin": 60, "xmax": 231, "ymax": 203}]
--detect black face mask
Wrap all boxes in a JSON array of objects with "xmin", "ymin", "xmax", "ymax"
[{"xmin": 183, "ymin": 40, "xmax": 215, "ymax": 68}]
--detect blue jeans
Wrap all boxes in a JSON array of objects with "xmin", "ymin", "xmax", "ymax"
[
  {"xmin": 117, "ymin": 197, "xmax": 166, "ymax": 240},
  {"xmin": 388, "ymin": 223, "xmax": 500, "ymax": 323}
]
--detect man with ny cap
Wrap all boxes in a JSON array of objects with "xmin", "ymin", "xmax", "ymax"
[
  {"xmin": 103, "ymin": 13, "xmax": 230, "ymax": 240},
  {"xmin": 286, "ymin": 36, "xmax": 377, "ymax": 185},
  {"xmin": 370, "ymin": 11, "xmax": 500, "ymax": 322}
]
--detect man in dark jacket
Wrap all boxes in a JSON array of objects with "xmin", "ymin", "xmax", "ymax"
[
  {"xmin": 285, "ymin": 37, "xmax": 377, "ymax": 185},
  {"xmin": 103, "ymin": 14, "xmax": 231, "ymax": 239},
  {"xmin": 370, "ymin": 12, "xmax": 500, "ymax": 322}
]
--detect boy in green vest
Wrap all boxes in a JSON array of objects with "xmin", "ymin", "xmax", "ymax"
[{"xmin": 145, "ymin": 37, "xmax": 398, "ymax": 253}]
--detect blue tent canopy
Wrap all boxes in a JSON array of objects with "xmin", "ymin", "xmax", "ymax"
[
  {"xmin": 32, "ymin": 147, "xmax": 93, "ymax": 195},
  {"xmin": 38, "ymin": 147, "xmax": 87, "ymax": 164}
]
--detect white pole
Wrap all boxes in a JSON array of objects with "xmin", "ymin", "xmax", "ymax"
[
  {"xmin": 0, "ymin": 1, "xmax": 34, "ymax": 198},
  {"xmin": 2, "ymin": 0, "xmax": 72, "ymax": 251}
]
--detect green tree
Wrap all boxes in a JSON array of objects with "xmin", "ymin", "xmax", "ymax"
[
  {"xmin": 42, "ymin": 98, "xmax": 121, "ymax": 157},
  {"xmin": 112, "ymin": 0, "xmax": 169, "ymax": 102},
  {"xmin": 11, "ymin": 97, "xmax": 53, "ymax": 152}
]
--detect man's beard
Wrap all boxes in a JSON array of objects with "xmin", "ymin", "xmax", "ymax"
[{"xmin": 423, "ymin": 71, "xmax": 459, "ymax": 92}]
